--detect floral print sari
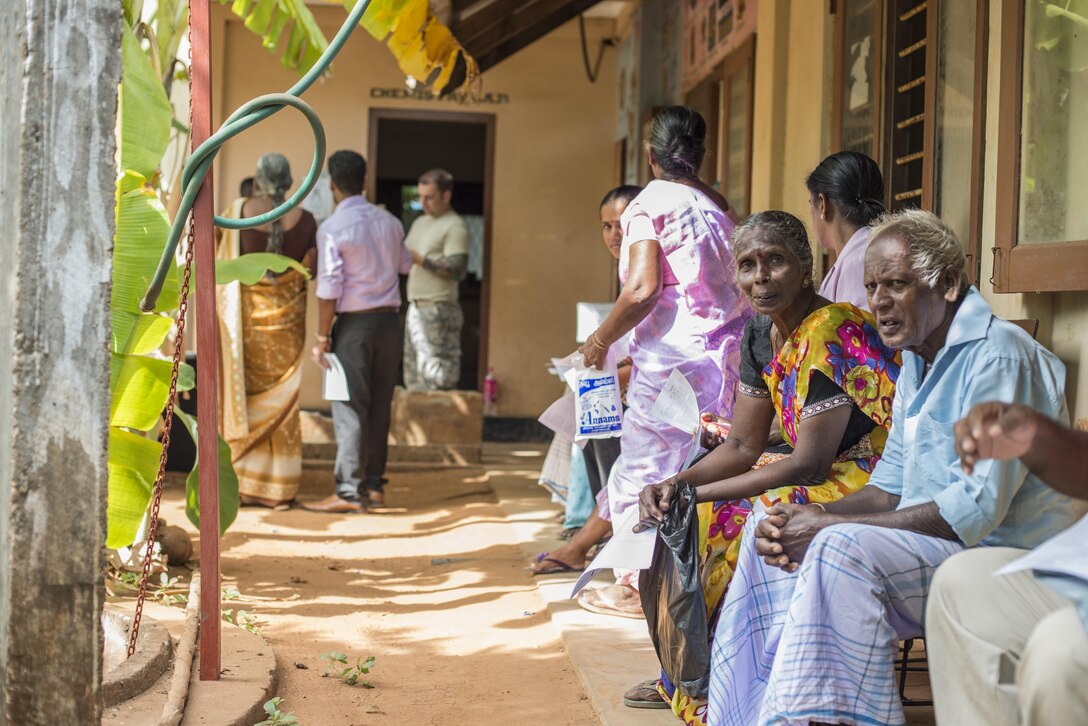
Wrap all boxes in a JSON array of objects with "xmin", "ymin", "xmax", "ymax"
[{"xmin": 659, "ymin": 303, "xmax": 901, "ymax": 725}]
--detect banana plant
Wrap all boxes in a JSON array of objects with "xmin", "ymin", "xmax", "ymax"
[{"xmin": 110, "ymin": 18, "xmax": 308, "ymax": 549}]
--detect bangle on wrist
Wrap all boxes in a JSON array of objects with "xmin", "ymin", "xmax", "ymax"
[
  {"xmin": 315, "ymin": 333, "xmax": 330, "ymax": 342},
  {"xmin": 811, "ymin": 502, "xmax": 827, "ymax": 513},
  {"xmin": 589, "ymin": 331, "xmax": 608, "ymax": 350}
]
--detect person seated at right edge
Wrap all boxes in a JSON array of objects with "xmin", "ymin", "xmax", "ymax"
[
  {"xmin": 626, "ymin": 210, "xmax": 900, "ymax": 722},
  {"xmin": 927, "ymin": 401, "xmax": 1088, "ymax": 726},
  {"xmin": 701, "ymin": 209, "xmax": 1075, "ymax": 726}
]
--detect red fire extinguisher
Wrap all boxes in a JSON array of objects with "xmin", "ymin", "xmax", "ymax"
[{"xmin": 483, "ymin": 367, "xmax": 498, "ymax": 416}]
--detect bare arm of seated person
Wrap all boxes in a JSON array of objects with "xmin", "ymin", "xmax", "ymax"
[
  {"xmin": 955, "ymin": 401, "xmax": 1088, "ymax": 500},
  {"xmin": 700, "ymin": 411, "xmax": 783, "ymax": 450},
  {"xmin": 579, "ymin": 240, "xmax": 662, "ymax": 370},
  {"xmin": 635, "ymin": 394, "xmax": 854, "ymax": 530}
]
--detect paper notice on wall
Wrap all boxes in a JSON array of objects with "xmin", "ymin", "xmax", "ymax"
[
  {"xmin": 570, "ymin": 506, "xmax": 658, "ymax": 598},
  {"xmin": 322, "ymin": 353, "xmax": 350, "ymax": 401},
  {"xmin": 651, "ymin": 368, "xmax": 700, "ymax": 436}
]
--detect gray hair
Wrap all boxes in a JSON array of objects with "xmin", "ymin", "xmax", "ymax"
[
  {"xmin": 731, "ymin": 210, "xmax": 814, "ymax": 281},
  {"xmin": 254, "ymin": 153, "xmax": 293, "ymax": 255},
  {"xmin": 869, "ymin": 208, "xmax": 968, "ymax": 293}
]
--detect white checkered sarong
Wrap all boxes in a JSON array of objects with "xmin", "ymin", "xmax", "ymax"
[{"xmin": 707, "ymin": 515, "xmax": 964, "ymax": 726}]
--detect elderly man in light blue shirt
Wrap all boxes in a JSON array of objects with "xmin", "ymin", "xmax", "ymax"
[{"xmin": 705, "ymin": 209, "xmax": 1076, "ymax": 726}]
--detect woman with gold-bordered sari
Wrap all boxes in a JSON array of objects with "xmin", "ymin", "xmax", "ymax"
[{"xmin": 217, "ymin": 153, "xmax": 317, "ymax": 508}]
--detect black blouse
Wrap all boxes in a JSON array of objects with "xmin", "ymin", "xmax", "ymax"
[{"xmin": 737, "ymin": 315, "xmax": 876, "ymax": 455}]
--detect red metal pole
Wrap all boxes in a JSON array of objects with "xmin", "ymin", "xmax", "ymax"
[{"xmin": 190, "ymin": 0, "xmax": 221, "ymax": 682}]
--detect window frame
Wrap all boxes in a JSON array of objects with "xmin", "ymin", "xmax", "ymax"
[
  {"xmin": 992, "ymin": 0, "xmax": 1088, "ymax": 293},
  {"xmin": 718, "ymin": 35, "xmax": 756, "ymax": 217},
  {"xmin": 832, "ymin": 0, "xmax": 988, "ymax": 286}
]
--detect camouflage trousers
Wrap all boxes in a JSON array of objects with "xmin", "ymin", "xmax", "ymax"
[{"xmin": 404, "ymin": 301, "xmax": 463, "ymax": 390}]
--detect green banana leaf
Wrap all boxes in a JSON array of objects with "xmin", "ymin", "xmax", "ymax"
[
  {"xmin": 113, "ymin": 172, "xmax": 178, "ymax": 353},
  {"xmin": 125, "ymin": 313, "xmax": 174, "ymax": 356},
  {"xmin": 110, "ymin": 354, "xmax": 196, "ymax": 431},
  {"xmin": 219, "ymin": 0, "xmax": 330, "ymax": 73},
  {"xmin": 155, "ymin": 0, "xmax": 189, "ymax": 88},
  {"xmin": 106, "ymin": 427, "xmax": 162, "ymax": 548},
  {"xmin": 175, "ymin": 410, "xmax": 240, "ymax": 536},
  {"xmin": 216, "ymin": 252, "xmax": 311, "ymax": 285},
  {"xmin": 120, "ymin": 22, "xmax": 172, "ymax": 178}
]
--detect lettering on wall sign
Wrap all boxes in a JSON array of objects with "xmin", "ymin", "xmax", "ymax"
[{"xmin": 369, "ymin": 87, "xmax": 511, "ymax": 105}]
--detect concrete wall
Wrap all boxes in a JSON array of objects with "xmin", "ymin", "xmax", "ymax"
[
  {"xmin": 211, "ymin": 6, "xmax": 619, "ymax": 418},
  {"xmin": 0, "ymin": 0, "xmax": 116, "ymax": 720}
]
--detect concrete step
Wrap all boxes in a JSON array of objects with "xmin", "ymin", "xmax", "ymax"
[{"xmin": 103, "ymin": 600, "xmax": 277, "ymax": 726}]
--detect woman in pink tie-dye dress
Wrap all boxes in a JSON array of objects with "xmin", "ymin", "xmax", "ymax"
[{"xmin": 580, "ymin": 106, "xmax": 752, "ymax": 531}]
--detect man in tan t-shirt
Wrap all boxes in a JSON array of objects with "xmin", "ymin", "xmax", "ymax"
[{"xmin": 404, "ymin": 168, "xmax": 470, "ymax": 390}]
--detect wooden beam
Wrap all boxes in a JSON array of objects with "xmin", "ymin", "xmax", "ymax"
[
  {"xmin": 462, "ymin": 0, "xmax": 601, "ymax": 72},
  {"xmin": 190, "ymin": 0, "xmax": 222, "ymax": 682},
  {"xmin": 452, "ymin": 0, "xmax": 541, "ymax": 47}
]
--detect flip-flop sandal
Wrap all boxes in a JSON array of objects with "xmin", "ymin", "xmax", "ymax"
[
  {"xmin": 529, "ymin": 552, "xmax": 585, "ymax": 576},
  {"xmin": 623, "ymin": 679, "xmax": 670, "ymax": 709},
  {"xmin": 576, "ymin": 586, "xmax": 644, "ymax": 619}
]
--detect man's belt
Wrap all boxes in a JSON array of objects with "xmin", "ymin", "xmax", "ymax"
[{"xmin": 340, "ymin": 306, "xmax": 400, "ymax": 315}]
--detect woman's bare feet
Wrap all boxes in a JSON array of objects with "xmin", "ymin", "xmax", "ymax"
[
  {"xmin": 529, "ymin": 508, "xmax": 612, "ymax": 573},
  {"xmin": 576, "ymin": 583, "xmax": 643, "ymax": 618}
]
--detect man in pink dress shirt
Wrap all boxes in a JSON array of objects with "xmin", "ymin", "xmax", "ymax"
[{"xmin": 304, "ymin": 150, "xmax": 412, "ymax": 513}]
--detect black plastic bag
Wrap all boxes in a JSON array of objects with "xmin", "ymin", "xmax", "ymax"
[{"xmin": 639, "ymin": 482, "xmax": 710, "ymax": 699}]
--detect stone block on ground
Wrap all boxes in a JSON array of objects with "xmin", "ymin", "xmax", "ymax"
[{"xmin": 301, "ymin": 387, "xmax": 483, "ymax": 464}]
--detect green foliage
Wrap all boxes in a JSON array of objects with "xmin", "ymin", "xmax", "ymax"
[
  {"xmin": 153, "ymin": 572, "xmax": 189, "ymax": 607},
  {"xmin": 320, "ymin": 652, "xmax": 376, "ymax": 688},
  {"xmin": 106, "ymin": 428, "xmax": 161, "ymax": 548},
  {"xmin": 216, "ymin": 252, "xmax": 311, "ymax": 285},
  {"xmin": 109, "ymin": 2, "xmax": 327, "ymax": 550},
  {"xmin": 1035, "ymin": 1, "xmax": 1088, "ymax": 72},
  {"xmin": 174, "ymin": 410, "xmax": 239, "ymax": 537},
  {"xmin": 222, "ymin": 608, "xmax": 263, "ymax": 635},
  {"xmin": 255, "ymin": 697, "xmax": 300, "ymax": 726},
  {"xmin": 217, "ymin": 0, "xmax": 330, "ymax": 72},
  {"xmin": 119, "ymin": 25, "xmax": 172, "ymax": 178}
]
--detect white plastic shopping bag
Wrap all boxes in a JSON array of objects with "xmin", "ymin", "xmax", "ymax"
[{"xmin": 573, "ymin": 351, "xmax": 623, "ymax": 441}]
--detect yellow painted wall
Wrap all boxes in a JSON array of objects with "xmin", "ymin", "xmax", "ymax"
[
  {"xmin": 748, "ymin": 0, "xmax": 834, "ymax": 276},
  {"xmin": 212, "ymin": 6, "xmax": 619, "ymax": 417},
  {"xmin": 748, "ymin": 0, "xmax": 1088, "ymax": 421}
]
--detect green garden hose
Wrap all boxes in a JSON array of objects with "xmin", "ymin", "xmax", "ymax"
[{"xmin": 140, "ymin": 0, "xmax": 374, "ymax": 311}]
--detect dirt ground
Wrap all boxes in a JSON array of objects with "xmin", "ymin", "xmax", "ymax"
[{"xmin": 156, "ymin": 451, "xmax": 596, "ymax": 725}]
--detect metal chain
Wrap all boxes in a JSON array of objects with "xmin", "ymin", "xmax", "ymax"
[
  {"xmin": 127, "ymin": 220, "xmax": 196, "ymax": 658},
  {"xmin": 128, "ymin": 12, "xmax": 199, "ymax": 655}
]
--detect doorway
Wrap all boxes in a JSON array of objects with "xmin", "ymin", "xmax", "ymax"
[{"xmin": 367, "ymin": 109, "xmax": 495, "ymax": 391}]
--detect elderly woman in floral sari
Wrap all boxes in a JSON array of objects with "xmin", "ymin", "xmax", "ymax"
[{"xmin": 630, "ymin": 211, "xmax": 901, "ymax": 724}]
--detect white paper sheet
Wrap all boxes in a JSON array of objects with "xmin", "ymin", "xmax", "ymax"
[
  {"xmin": 997, "ymin": 515, "xmax": 1088, "ymax": 583},
  {"xmin": 322, "ymin": 353, "xmax": 350, "ymax": 401},
  {"xmin": 570, "ymin": 506, "xmax": 658, "ymax": 597},
  {"xmin": 538, "ymin": 391, "xmax": 588, "ymax": 449},
  {"xmin": 651, "ymin": 368, "xmax": 700, "ymax": 436}
]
